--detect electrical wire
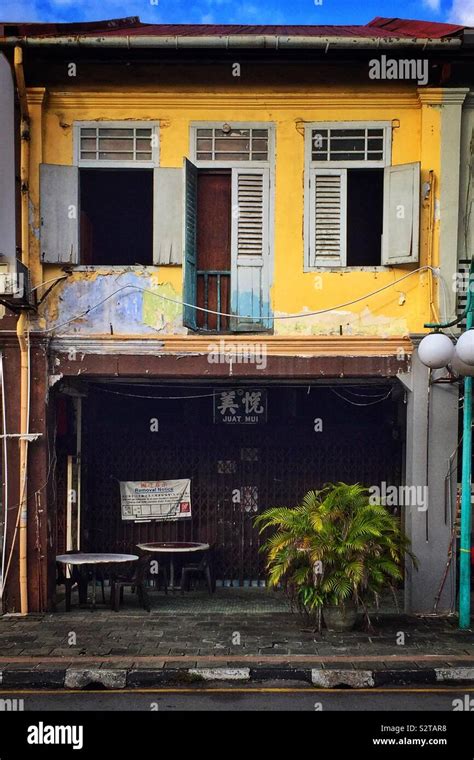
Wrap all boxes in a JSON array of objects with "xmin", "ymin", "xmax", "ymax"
[
  {"xmin": 0, "ymin": 353, "xmax": 8, "ymax": 599},
  {"xmin": 91, "ymin": 380, "xmax": 397, "ymax": 401},
  {"xmin": 438, "ymin": 271, "xmax": 458, "ymax": 339},
  {"xmin": 335, "ymin": 387, "xmax": 392, "ymax": 399},
  {"xmin": 4, "ymin": 347, "xmax": 57, "ymax": 514},
  {"xmin": 330, "ymin": 387, "xmax": 392, "ymax": 406},
  {"xmin": 1, "ymin": 326, "xmax": 31, "ymax": 593},
  {"xmin": 31, "ymin": 275, "xmax": 69, "ymax": 292},
  {"xmin": 4, "ymin": 436, "xmax": 56, "ymax": 516},
  {"xmin": 89, "ymin": 381, "xmax": 397, "ymax": 404},
  {"xmin": 41, "ymin": 266, "xmax": 435, "ymax": 334},
  {"xmin": 95, "ymin": 387, "xmax": 217, "ymax": 401}
]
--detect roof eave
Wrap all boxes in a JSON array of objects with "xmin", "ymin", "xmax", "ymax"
[{"xmin": 0, "ymin": 34, "xmax": 463, "ymax": 50}]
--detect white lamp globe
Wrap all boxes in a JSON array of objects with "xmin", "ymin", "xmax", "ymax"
[
  {"xmin": 418, "ymin": 333, "xmax": 454, "ymax": 369},
  {"xmin": 455, "ymin": 330, "xmax": 474, "ymax": 366},
  {"xmin": 451, "ymin": 351, "xmax": 474, "ymax": 377}
]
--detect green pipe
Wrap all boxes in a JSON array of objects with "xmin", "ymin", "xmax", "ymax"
[{"xmin": 459, "ymin": 292, "xmax": 473, "ymax": 629}]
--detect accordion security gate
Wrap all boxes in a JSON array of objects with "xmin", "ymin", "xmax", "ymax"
[{"xmin": 80, "ymin": 384, "xmax": 403, "ymax": 586}]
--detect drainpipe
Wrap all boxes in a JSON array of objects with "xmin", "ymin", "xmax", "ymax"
[
  {"xmin": 0, "ymin": 35, "xmax": 463, "ymax": 51},
  {"xmin": 14, "ymin": 46, "xmax": 30, "ymax": 615},
  {"xmin": 16, "ymin": 314, "xmax": 29, "ymax": 615},
  {"xmin": 459, "ymin": 301, "xmax": 473, "ymax": 628}
]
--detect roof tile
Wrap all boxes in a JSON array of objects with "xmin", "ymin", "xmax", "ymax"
[{"xmin": 0, "ymin": 16, "xmax": 468, "ymax": 40}]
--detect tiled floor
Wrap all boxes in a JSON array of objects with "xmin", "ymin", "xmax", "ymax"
[
  {"xmin": 54, "ymin": 584, "xmax": 403, "ymax": 615},
  {"xmin": 146, "ymin": 588, "xmax": 291, "ymax": 614},
  {"xmin": 0, "ymin": 588, "xmax": 471, "ymax": 663},
  {"xmin": 0, "ymin": 609, "xmax": 471, "ymax": 661}
]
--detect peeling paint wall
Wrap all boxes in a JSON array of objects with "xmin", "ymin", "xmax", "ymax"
[
  {"xmin": 39, "ymin": 269, "xmax": 185, "ymax": 335},
  {"xmin": 27, "ymin": 82, "xmax": 445, "ymax": 338}
]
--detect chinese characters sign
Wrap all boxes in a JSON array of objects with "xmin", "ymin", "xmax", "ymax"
[{"xmin": 213, "ymin": 389, "xmax": 267, "ymax": 425}]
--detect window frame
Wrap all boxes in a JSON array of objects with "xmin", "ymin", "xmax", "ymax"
[
  {"xmin": 189, "ymin": 121, "xmax": 275, "ymax": 169},
  {"xmin": 188, "ymin": 122, "xmax": 275, "ymax": 333},
  {"xmin": 188, "ymin": 123, "xmax": 275, "ymax": 246},
  {"xmin": 73, "ymin": 120, "xmax": 159, "ymax": 169},
  {"xmin": 306, "ymin": 121, "xmax": 392, "ymax": 169},
  {"xmin": 304, "ymin": 121, "xmax": 392, "ymax": 272},
  {"xmin": 71, "ymin": 120, "xmax": 159, "ymax": 267}
]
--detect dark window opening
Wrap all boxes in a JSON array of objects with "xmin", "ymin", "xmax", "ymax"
[
  {"xmin": 80, "ymin": 169, "xmax": 153, "ymax": 265},
  {"xmin": 346, "ymin": 169, "xmax": 384, "ymax": 267},
  {"xmin": 196, "ymin": 170, "xmax": 231, "ymax": 331}
]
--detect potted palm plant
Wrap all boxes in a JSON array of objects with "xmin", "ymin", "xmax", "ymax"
[{"xmin": 254, "ymin": 482, "xmax": 416, "ymax": 631}]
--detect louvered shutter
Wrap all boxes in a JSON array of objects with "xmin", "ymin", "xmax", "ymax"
[
  {"xmin": 230, "ymin": 168, "xmax": 271, "ymax": 331},
  {"xmin": 40, "ymin": 164, "xmax": 79, "ymax": 264},
  {"xmin": 309, "ymin": 168, "xmax": 347, "ymax": 267},
  {"xmin": 182, "ymin": 158, "xmax": 198, "ymax": 330},
  {"xmin": 382, "ymin": 162, "xmax": 420, "ymax": 265}
]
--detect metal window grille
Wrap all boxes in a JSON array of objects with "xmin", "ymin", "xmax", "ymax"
[
  {"xmin": 311, "ymin": 127, "xmax": 385, "ymax": 163},
  {"xmin": 458, "ymin": 259, "xmax": 470, "ymax": 330},
  {"xmin": 79, "ymin": 126, "xmax": 153, "ymax": 162},
  {"xmin": 196, "ymin": 128, "xmax": 269, "ymax": 161}
]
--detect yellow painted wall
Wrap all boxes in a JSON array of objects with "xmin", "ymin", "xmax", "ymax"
[{"xmin": 28, "ymin": 86, "xmax": 442, "ymax": 338}]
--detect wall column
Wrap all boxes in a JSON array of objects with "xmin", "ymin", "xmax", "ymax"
[
  {"xmin": 439, "ymin": 88, "xmax": 469, "ymax": 319},
  {"xmin": 404, "ymin": 347, "xmax": 458, "ymax": 614}
]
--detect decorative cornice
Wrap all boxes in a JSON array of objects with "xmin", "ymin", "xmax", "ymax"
[
  {"xmin": 26, "ymin": 87, "xmax": 47, "ymax": 106},
  {"xmin": 463, "ymin": 91, "xmax": 474, "ymax": 109},
  {"xmin": 49, "ymin": 335, "xmax": 413, "ymax": 357},
  {"xmin": 46, "ymin": 91, "xmax": 421, "ymax": 111},
  {"xmin": 441, "ymin": 88, "xmax": 470, "ymax": 106},
  {"xmin": 417, "ymin": 87, "xmax": 469, "ymax": 106}
]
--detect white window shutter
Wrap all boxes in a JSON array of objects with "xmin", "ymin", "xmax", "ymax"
[
  {"xmin": 382, "ymin": 162, "xmax": 420, "ymax": 265},
  {"xmin": 153, "ymin": 168, "xmax": 183, "ymax": 265},
  {"xmin": 40, "ymin": 164, "xmax": 79, "ymax": 264},
  {"xmin": 309, "ymin": 168, "xmax": 347, "ymax": 267},
  {"xmin": 230, "ymin": 168, "xmax": 271, "ymax": 331}
]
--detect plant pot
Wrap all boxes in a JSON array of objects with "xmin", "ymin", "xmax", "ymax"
[{"xmin": 323, "ymin": 603, "xmax": 358, "ymax": 632}]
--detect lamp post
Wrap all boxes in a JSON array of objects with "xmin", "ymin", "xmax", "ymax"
[{"xmin": 419, "ymin": 261, "xmax": 473, "ymax": 630}]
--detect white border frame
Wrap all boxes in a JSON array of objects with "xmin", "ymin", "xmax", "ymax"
[
  {"xmin": 73, "ymin": 120, "xmax": 160, "ymax": 168},
  {"xmin": 304, "ymin": 121, "xmax": 392, "ymax": 271},
  {"xmin": 189, "ymin": 121, "xmax": 276, "ymax": 331},
  {"xmin": 306, "ymin": 121, "xmax": 392, "ymax": 169},
  {"xmin": 189, "ymin": 121, "xmax": 275, "ymax": 168}
]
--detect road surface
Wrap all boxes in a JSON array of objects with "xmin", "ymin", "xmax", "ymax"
[{"xmin": 0, "ymin": 685, "xmax": 472, "ymax": 711}]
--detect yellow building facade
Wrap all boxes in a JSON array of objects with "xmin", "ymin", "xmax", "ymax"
[
  {"xmin": 0, "ymin": 18, "xmax": 470, "ymax": 614},
  {"xmin": 31, "ymin": 85, "xmax": 442, "ymax": 341}
]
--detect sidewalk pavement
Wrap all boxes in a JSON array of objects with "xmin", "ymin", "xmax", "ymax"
[{"xmin": 0, "ymin": 589, "xmax": 473, "ymax": 688}]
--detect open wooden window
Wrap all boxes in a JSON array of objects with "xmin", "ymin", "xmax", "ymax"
[
  {"xmin": 382, "ymin": 162, "xmax": 421, "ymax": 265},
  {"xmin": 305, "ymin": 123, "xmax": 420, "ymax": 268},
  {"xmin": 40, "ymin": 122, "xmax": 177, "ymax": 266},
  {"xmin": 182, "ymin": 158, "xmax": 271, "ymax": 332},
  {"xmin": 40, "ymin": 164, "xmax": 79, "ymax": 264}
]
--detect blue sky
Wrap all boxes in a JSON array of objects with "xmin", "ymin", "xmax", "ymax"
[{"xmin": 1, "ymin": 0, "xmax": 473, "ymax": 27}]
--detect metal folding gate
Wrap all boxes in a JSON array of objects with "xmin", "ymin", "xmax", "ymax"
[{"xmin": 78, "ymin": 383, "xmax": 402, "ymax": 585}]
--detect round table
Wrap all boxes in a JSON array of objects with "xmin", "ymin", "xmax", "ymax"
[
  {"xmin": 56, "ymin": 553, "xmax": 139, "ymax": 609},
  {"xmin": 136, "ymin": 542, "xmax": 209, "ymax": 590}
]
